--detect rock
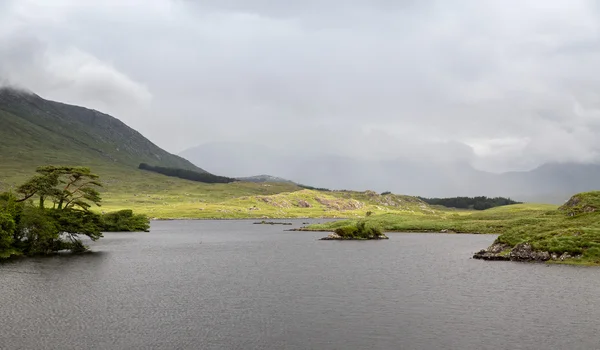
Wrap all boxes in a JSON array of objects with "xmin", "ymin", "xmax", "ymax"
[
  {"xmin": 473, "ymin": 249, "xmax": 510, "ymax": 261},
  {"xmin": 253, "ymin": 221, "xmax": 292, "ymax": 225},
  {"xmin": 297, "ymin": 200, "xmax": 312, "ymax": 208},
  {"xmin": 508, "ymin": 243, "xmax": 551, "ymax": 261},
  {"xmin": 559, "ymin": 252, "xmax": 572, "ymax": 261},
  {"xmin": 320, "ymin": 233, "xmax": 342, "ymax": 240},
  {"xmin": 510, "ymin": 243, "xmax": 533, "ymax": 261},
  {"xmin": 319, "ymin": 232, "xmax": 390, "ymax": 240},
  {"xmin": 537, "ymin": 251, "xmax": 551, "ymax": 261},
  {"xmin": 485, "ymin": 242, "xmax": 508, "ymax": 254},
  {"xmin": 474, "ymin": 242, "xmax": 552, "ymax": 262}
]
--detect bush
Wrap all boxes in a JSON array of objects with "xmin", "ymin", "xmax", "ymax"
[
  {"xmin": 334, "ymin": 225, "xmax": 357, "ymax": 238},
  {"xmin": 334, "ymin": 220, "xmax": 385, "ymax": 239},
  {"xmin": 100, "ymin": 209, "xmax": 150, "ymax": 232},
  {"xmin": 0, "ymin": 211, "xmax": 15, "ymax": 256}
]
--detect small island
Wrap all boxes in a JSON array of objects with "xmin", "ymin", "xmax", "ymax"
[{"xmin": 320, "ymin": 220, "xmax": 389, "ymax": 240}]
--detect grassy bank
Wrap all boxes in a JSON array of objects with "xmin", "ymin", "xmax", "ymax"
[
  {"xmin": 100, "ymin": 186, "xmax": 437, "ymax": 219},
  {"xmin": 1, "ymin": 161, "xmax": 437, "ymax": 220},
  {"xmin": 305, "ymin": 192, "xmax": 600, "ymax": 265},
  {"xmin": 304, "ymin": 203, "xmax": 557, "ymax": 234}
]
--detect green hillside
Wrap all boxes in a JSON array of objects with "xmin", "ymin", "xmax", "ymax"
[{"xmin": 0, "ymin": 87, "xmax": 206, "ymax": 190}]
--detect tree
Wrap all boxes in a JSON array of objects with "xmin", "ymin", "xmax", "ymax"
[
  {"xmin": 16, "ymin": 166, "xmax": 102, "ymax": 210},
  {"xmin": 0, "ymin": 210, "xmax": 15, "ymax": 257},
  {"xmin": 17, "ymin": 206, "xmax": 59, "ymax": 255},
  {"xmin": 12, "ymin": 166, "xmax": 104, "ymax": 253},
  {"xmin": 15, "ymin": 171, "xmax": 61, "ymax": 209},
  {"xmin": 1, "ymin": 165, "xmax": 150, "ymax": 258}
]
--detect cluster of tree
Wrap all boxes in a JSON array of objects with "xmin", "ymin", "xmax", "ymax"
[
  {"xmin": 297, "ymin": 184, "xmax": 331, "ymax": 192},
  {"xmin": 0, "ymin": 166, "xmax": 149, "ymax": 259},
  {"xmin": 419, "ymin": 196, "xmax": 521, "ymax": 210},
  {"xmin": 138, "ymin": 163, "xmax": 236, "ymax": 184}
]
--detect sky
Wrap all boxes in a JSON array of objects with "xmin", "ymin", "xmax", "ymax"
[{"xmin": 2, "ymin": 0, "xmax": 600, "ymax": 173}]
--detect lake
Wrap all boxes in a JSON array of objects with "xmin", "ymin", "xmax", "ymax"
[{"xmin": 2, "ymin": 219, "xmax": 600, "ymax": 349}]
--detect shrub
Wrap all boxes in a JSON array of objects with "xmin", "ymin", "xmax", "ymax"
[
  {"xmin": 334, "ymin": 220, "xmax": 385, "ymax": 239},
  {"xmin": 100, "ymin": 209, "xmax": 150, "ymax": 232},
  {"xmin": 334, "ymin": 226, "xmax": 357, "ymax": 238},
  {"xmin": 0, "ymin": 211, "xmax": 15, "ymax": 256}
]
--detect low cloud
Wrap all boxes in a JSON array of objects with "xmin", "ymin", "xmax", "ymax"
[{"xmin": 2, "ymin": 0, "xmax": 600, "ymax": 174}]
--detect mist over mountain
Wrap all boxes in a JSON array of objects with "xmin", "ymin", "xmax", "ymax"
[
  {"xmin": 0, "ymin": 87, "xmax": 205, "ymax": 186},
  {"xmin": 180, "ymin": 142, "xmax": 600, "ymax": 203}
]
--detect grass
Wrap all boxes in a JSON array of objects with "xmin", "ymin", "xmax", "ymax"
[
  {"xmin": 4, "ymin": 89, "xmax": 600, "ymax": 265},
  {"xmin": 304, "ymin": 203, "xmax": 558, "ymax": 233},
  {"xmin": 305, "ymin": 192, "xmax": 600, "ymax": 265},
  {"xmin": 0, "ymin": 87, "xmax": 203, "ymax": 194},
  {"xmin": 332, "ymin": 220, "xmax": 388, "ymax": 240},
  {"xmin": 99, "ymin": 186, "xmax": 439, "ymax": 219},
  {"xmin": 0, "ymin": 158, "xmax": 444, "ymax": 220}
]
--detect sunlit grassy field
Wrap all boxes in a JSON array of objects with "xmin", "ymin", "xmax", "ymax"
[
  {"xmin": 305, "ymin": 192, "xmax": 600, "ymax": 265},
  {"xmin": 304, "ymin": 203, "xmax": 558, "ymax": 233},
  {"xmin": 0, "ymin": 163, "xmax": 443, "ymax": 219}
]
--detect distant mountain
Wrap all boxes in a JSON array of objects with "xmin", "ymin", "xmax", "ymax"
[
  {"xmin": 0, "ymin": 87, "xmax": 206, "ymax": 188},
  {"xmin": 179, "ymin": 142, "xmax": 283, "ymax": 177},
  {"xmin": 180, "ymin": 142, "xmax": 600, "ymax": 203},
  {"xmin": 236, "ymin": 175, "xmax": 294, "ymax": 183}
]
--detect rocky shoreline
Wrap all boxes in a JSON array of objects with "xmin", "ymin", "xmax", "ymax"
[
  {"xmin": 320, "ymin": 232, "xmax": 390, "ymax": 240},
  {"xmin": 473, "ymin": 242, "xmax": 580, "ymax": 262},
  {"xmin": 252, "ymin": 221, "xmax": 293, "ymax": 225}
]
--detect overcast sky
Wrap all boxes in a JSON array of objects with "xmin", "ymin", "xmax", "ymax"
[{"xmin": 2, "ymin": 0, "xmax": 600, "ymax": 172}]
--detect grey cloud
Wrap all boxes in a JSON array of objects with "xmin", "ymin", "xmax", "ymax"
[{"xmin": 2, "ymin": 0, "xmax": 600, "ymax": 182}]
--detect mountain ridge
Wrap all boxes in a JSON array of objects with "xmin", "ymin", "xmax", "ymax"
[
  {"xmin": 180, "ymin": 142, "xmax": 600, "ymax": 203},
  {"xmin": 0, "ymin": 87, "xmax": 213, "ymax": 191},
  {"xmin": 0, "ymin": 87, "xmax": 204, "ymax": 171}
]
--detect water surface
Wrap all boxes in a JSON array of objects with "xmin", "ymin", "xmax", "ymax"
[{"xmin": 2, "ymin": 219, "xmax": 600, "ymax": 349}]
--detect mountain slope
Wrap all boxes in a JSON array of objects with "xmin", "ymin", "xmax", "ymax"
[
  {"xmin": 0, "ymin": 87, "xmax": 203, "ymax": 171},
  {"xmin": 0, "ymin": 87, "xmax": 209, "ymax": 189}
]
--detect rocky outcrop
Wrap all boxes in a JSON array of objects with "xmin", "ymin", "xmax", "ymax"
[
  {"xmin": 320, "ymin": 233, "xmax": 342, "ymax": 240},
  {"xmin": 474, "ymin": 242, "xmax": 581, "ymax": 262},
  {"xmin": 509, "ymin": 243, "xmax": 551, "ymax": 261},
  {"xmin": 297, "ymin": 200, "xmax": 312, "ymax": 208},
  {"xmin": 253, "ymin": 221, "xmax": 292, "ymax": 225},
  {"xmin": 319, "ymin": 233, "xmax": 390, "ymax": 240},
  {"xmin": 473, "ymin": 243, "xmax": 511, "ymax": 261}
]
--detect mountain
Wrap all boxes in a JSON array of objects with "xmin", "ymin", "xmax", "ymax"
[
  {"xmin": 179, "ymin": 142, "xmax": 283, "ymax": 177},
  {"xmin": 0, "ymin": 87, "xmax": 206, "ymax": 189},
  {"xmin": 179, "ymin": 142, "xmax": 600, "ymax": 203},
  {"xmin": 236, "ymin": 175, "xmax": 295, "ymax": 183}
]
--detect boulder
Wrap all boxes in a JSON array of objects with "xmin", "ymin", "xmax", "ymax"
[
  {"xmin": 474, "ymin": 242, "xmax": 552, "ymax": 262},
  {"xmin": 297, "ymin": 200, "xmax": 312, "ymax": 208},
  {"xmin": 559, "ymin": 252, "xmax": 572, "ymax": 261},
  {"xmin": 473, "ymin": 249, "xmax": 510, "ymax": 261},
  {"xmin": 320, "ymin": 233, "xmax": 342, "ymax": 240}
]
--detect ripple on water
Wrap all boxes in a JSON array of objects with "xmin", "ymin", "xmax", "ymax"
[{"xmin": 2, "ymin": 220, "xmax": 600, "ymax": 350}]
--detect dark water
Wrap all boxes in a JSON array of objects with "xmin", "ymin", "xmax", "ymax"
[{"xmin": 2, "ymin": 220, "xmax": 600, "ymax": 350}]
